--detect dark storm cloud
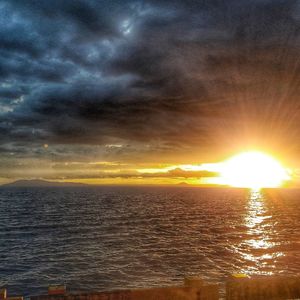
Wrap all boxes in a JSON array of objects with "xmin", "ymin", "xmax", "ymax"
[{"xmin": 1, "ymin": 0, "xmax": 300, "ymax": 161}]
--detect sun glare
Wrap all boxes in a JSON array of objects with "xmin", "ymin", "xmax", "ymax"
[{"xmin": 218, "ymin": 151, "xmax": 290, "ymax": 188}]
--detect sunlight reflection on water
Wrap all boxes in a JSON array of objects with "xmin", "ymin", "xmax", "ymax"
[
  {"xmin": 239, "ymin": 189, "xmax": 284, "ymax": 275},
  {"xmin": 1, "ymin": 187, "xmax": 300, "ymax": 296}
]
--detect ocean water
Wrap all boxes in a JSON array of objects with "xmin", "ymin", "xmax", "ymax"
[{"xmin": 0, "ymin": 186, "xmax": 300, "ymax": 296}]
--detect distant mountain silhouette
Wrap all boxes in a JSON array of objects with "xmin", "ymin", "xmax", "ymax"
[
  {"xmin": 177, "ymin": 182, "xmax": 190, "ymax": 186},
  {"xmin": 1, "ymin": 179, "xmax": 87, "ymax": 188}
]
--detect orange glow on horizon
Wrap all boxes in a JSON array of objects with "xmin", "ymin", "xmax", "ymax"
[{"xmin": 2, "ymin": 151, "xmax": 293, "ymax": 188}]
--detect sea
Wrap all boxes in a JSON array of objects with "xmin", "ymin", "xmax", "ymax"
[{"xmin": 0, "ymin": 186, "xmax": 300, "ymax": 297}]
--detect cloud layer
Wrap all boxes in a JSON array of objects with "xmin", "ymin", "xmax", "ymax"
[{"xmin": 1, "ymin": 0, "xmax": 300, "ymax": 180}]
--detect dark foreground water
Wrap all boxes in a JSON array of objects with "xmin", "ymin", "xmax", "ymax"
[{"xmin": 1, "ymin": 186, "xmax": 300, "ymax": 296}]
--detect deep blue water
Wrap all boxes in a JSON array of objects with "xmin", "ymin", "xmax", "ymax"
[{"xmin": 0, "ymin": 186, "xmax": 300, "ymax": 296}]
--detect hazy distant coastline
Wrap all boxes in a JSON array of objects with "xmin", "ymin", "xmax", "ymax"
[
  {"xmin": 1, "ymin": 179, "xmax": 87, "ymax": 188},
  {"xmin": 0, "ymin": 180, "xmax": 236, "ymax": 188}
]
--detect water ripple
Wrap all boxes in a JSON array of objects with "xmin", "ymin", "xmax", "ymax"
[{"xmin": 0, "ymin": 186, "xmax": 300, "ymax": 296}]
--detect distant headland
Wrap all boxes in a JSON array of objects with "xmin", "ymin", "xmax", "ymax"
[{"xmin": 1, "ymin": 180, "xmax": 87, "ymax": 188}]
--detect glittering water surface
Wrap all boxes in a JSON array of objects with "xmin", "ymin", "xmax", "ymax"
[{"xmin": 1, "ymin": 186, "xmax": 300, "ymax": 296}]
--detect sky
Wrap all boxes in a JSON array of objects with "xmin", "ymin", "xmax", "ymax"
[{"xmin": 1, "ymin": 0, "xmax": 300, "ymax": 185}]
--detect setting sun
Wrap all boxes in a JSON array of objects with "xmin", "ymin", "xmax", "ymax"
[{"xmin": 218, "ymin": 151, "xmax": 290, "ymax": 188}]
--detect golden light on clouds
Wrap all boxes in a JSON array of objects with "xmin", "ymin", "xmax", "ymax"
[
  {"xmin": 216, "ymin": 151, "xmax": 290, "ymax": 188},
  {"xmin": 70, "ymin": 152, "xmax": 291, "ymax": 187},
  {"xmin": 1, "ymin": 150, "xmax": 293, "ymax": 187}
]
